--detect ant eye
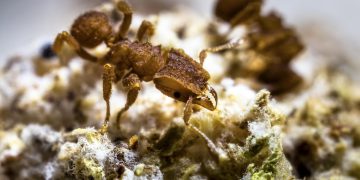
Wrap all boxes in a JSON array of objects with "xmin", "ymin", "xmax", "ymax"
[{"xmin": 173, "ymin": 92, "xmax": 181, "ymax": 99}]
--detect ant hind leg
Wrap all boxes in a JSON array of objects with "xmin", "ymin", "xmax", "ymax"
[
  {"xmin": 53, "ymin": 31, "xmax": 80, "ymax": 53},
  {"xmin": 53, "ymin": 31, "xmax": 98, "ymax": 64}
]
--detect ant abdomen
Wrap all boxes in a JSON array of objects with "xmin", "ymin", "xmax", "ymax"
[{"xmin": 71, "ymin": 11, "xmax": 112, "ymax": 48}]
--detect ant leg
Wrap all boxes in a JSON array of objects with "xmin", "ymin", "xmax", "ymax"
[
  {"xmin": 183, "ymin": 96, "xmax": 194, "ymax": 125},
  {"xmin": 53, "ymin": 31, "xmax": 98, "ymax": 63},
  {"xmin": 199, "ymin": 39, "xmax": 247, "ymax": 66},
  {"xmin": 188, "ymin": 124, "xmax": 228, "ymax": 162},
  {"xmin": 183, "ymin": 97, "xmax": 229, "ymax": 161},
  {"xmin": 100, "ymin": 64, "xmax": 115, "ymax": 133},
  {"xmin": 114, "ymin": 0, "xmax": 133, "ymax": 41},
  {"xmin": 116, "ymin": 73, "xmax": 141, "ymax": 128},
  {"xmin": 136, "ymin": 20, "xmax": 155, "ymax": 42},
  {"xmin": 229, "ymin": 1, "xmax": 262, "ymax": 27},
  {"xmin": 53, "ymin": 31, "xmax": 80, "ymax": 52}
]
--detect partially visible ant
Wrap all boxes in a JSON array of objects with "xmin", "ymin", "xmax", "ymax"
[
  {"xmin": 214, "ymin": 0, "xmax": 304, "ymax": 94},
  {"xmin": 52, "ymin": 0, "xmax": 238, "ymax": 156},
  {"xmin": 214, "ymin": 0, "xmax": 263, "ymax": 27}
]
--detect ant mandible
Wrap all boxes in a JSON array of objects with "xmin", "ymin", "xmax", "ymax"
[{"xmin": 53, "ymin": 0, "xmax": 240, "ymax": 134}]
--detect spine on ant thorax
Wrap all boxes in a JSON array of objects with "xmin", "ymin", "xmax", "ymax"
[{"xmin": 107, "ymin": 41, "xmax": 167, "ymax": 81}]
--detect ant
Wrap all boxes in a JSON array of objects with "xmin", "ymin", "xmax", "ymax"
[
  {"xmin": 214, "ymin": 0, "xmax": 263, "ymax": 27},
  {"xmin": 52, "ymin": 0, "xmax": 238, "ymax": 142},
  {"xmin": 214, "ymin": 0, "xmax": 304, "ymax": 94}
]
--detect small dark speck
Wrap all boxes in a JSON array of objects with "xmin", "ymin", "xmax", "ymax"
[
  {"xmin": 174, "ymin": 92, "xmax": 181, "ymax": 99},
  {"xmin": 65, "ymin": 127, "xmax": 73, "ymax": 132},
  {"xmin": 117, "ymin": 165, "xmax": 126, "ymax": 177},
  {"xmin": 67, "ymin": 91, "xmax": 76, "ymax": 101},
  {"xmin": 176, "ymin": 26, "xmax": 186, "ymax": 39},
  {"xmin": 40, "ymin": 42, "xmax": 56, "ymax": 59}
]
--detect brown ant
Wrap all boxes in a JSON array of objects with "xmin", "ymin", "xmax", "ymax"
[
  {"xmin": 52, "ymin": 0, "xmax": 237, "ymax": 141},
  {"xmin": 214, "ymin": 0, "xmax": 304, "ymax": 94},
  {"xmin": 214, "ymin": 0, "xmax": 263, "ymax": 27}
]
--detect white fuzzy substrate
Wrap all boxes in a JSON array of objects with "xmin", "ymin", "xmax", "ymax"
[
  {"xmin": 0, "ymin": 124, "xmax": 61, "ymax": 180},
  {"xmin": 281, "ymin": 70, "xmax": 360, "ymax": 179}
]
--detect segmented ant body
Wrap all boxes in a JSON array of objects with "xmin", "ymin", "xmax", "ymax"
[{"xmin": 52, "ymin": 1, "xmax": 230, "ymax": 135}]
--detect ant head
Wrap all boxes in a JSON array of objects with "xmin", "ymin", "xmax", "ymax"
[
  {"xmin": 154, "ymin": 77, "xmax": 217, "ymax": 111},
  {"xmin": 71, "ymin": 11, "xmax": 112, "ymax": 48},
  {"xmin": 153, "ymin": 49, "xmax": 217, "ymax": 111}
]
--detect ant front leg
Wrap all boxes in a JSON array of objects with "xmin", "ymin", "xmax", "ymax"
[
  {"xmin": 114, "ymin": 0, "xmax": 133, "ymax": 41},
  {"xmin": 183, "ymin": 96, "xmax": 194, "ymax": 125},
  {"xmin": 53, "ymin": 31, "xmax": 98, "ymax": 64},
  {"xmin": 116, "ymin": 73, "xmax": 141, "ymax": 129},
  {"xmin": 199, "ymin": 39, "xmax": 248, "ymax": 66},
  {"xmin": 136, "ymin": 20, "xmax": 155, "ymax": 42},
  {"xmin": 183, "ymin": 96, "xmax": 229, "ymax": 161}
]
